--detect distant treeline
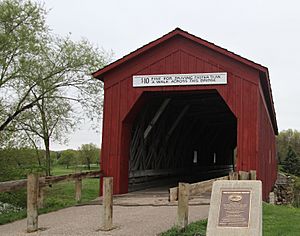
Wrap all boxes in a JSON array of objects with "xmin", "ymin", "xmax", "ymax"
[{"xmin": 0, "ymin": 143, "xmax": 100, "ymax": 182}]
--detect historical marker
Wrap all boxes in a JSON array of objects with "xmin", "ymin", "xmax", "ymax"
[
  {"xmin": 218, "ymin": 190, "xmax": 251, "ymax": 227},
  {"xmin": 207, "ymin": 180, "xmax": 262, "ymax": 236}
]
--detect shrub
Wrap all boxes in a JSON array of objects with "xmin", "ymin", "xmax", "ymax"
[{"xmin": 283, "ymin": 146, "xmax": 300, "ymax": 176}]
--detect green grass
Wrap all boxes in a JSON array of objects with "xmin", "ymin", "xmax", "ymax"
[
  {"xmin": 161, "ymin": 220, "xmax": 207, "ymax": 236},
  {"xmin": 0, "ymin": 165, "xmax": 100, "ymax": 225},
  {"xmin": 51, "ymin": 164, "xmax": 99, "ymax": 175},
  {"xmin": 161, "ymin": 204, "xmax": 300, "ymax": 236},
  {"xmin": 263, "ymin": 203, "xmax": 300, "ymax": 235}
]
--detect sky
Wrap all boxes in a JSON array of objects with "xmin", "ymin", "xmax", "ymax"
[{"xmin": 39, "ymin": 0, "xmax": 300, "ymax": 150}]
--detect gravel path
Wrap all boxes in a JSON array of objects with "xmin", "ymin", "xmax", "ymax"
[
  {"xmin": 0, "ymin": 187, "xmax": 211, "ymax": 236},
  {"xmin": 0, "ymin": 204, "xmax": 209, "ymax": 236}
]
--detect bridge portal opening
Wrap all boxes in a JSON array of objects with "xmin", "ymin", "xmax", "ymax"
[{"xmin": 128, "ymin": 90, "xmax": 237, "ymax": 191}]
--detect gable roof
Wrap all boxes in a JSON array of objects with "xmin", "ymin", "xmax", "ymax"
[{"xmin": 92, "ymin": 28, "xmax": 277, "ymax": 134}]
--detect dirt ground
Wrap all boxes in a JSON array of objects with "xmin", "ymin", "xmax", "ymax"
[{"xmin": 0, "ymin": 187, "xmax": 210, "ymax": 236}]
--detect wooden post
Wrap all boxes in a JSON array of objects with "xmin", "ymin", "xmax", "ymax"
[
  {"xmin": 169, "ymin": 187, "xmax": 178, "ymax": 202},
  {"xmin": 269, "ymin": 192, "xmax": 275, "ymax": 204},
  {"xmin": 37, "ymin": 186, "xmax": 44, "ymax": 209},
  {"xmin": 177, "ymin": 182, "xmax": 190, "ymax": 229},
  {"xmin": 250, "ymin": 170, "xmax": 257, "ymax": 180},
  {"xmin": 27, "ymin": 173, "xmax": 39, "ymax": 233},
  {"xmin": 229, "ymin": 171, "xmax": 239, "ymax": 180},
  {"xmin": 239, "ymin": 171, "xmax": 249, "ymax": 180},
  {"xmin": 75, "ymin": 178, "xmax": 82, "ymax": 203},
  {"xmin": 101, "ymin": 177, "xmax": 113, "ymax": 231}
]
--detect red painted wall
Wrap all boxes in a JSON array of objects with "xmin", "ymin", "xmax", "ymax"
[{"xmin": 100, "ymin": 36, "xmax": 277, "ymax": 199}]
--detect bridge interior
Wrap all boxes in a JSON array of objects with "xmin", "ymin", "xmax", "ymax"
[{"xmin": 129, "ymin": 91, "xmax": 237, "ymax": 191}]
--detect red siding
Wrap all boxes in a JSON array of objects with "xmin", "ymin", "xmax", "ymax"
[
  {"xmin": 257, "ymin": 83, "xmax": 277, "ymax": 200},
  {"xmin": 99, "ymin": 35, "xmax": 277, "ymax": 199}
]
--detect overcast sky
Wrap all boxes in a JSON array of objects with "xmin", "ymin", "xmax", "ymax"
[{"xmin": 40, "ymin": 0, "xmax": 300, "ymax": 150}]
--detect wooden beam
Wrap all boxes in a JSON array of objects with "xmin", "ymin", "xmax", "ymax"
[
  {"xmin": 166, "ymin": 104, "xmax": 190, "ymax": 141},
  {"xmin": 143, "ymin": 98, "xmax": 171, "ymax": 139},
  {"xmin": 0, "ymin": 179, "xmax": 27, "ymax": 192},
  {"xmin": 189, "ymin": 176, "xmax": 229, "ymax": 196},
  {"xmin": 169, "ymin": 175, "xmax": 229, "ymax": 202},
  {"xmin": 129, "ymin": 165, "xmax": 233, "ymax": 178},
  {"xmin": 44, "ymin": 170, "xmax": 101, "ymax": 185}
]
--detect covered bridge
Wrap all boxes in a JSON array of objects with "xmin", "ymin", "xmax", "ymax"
[{"xmin": 92, "ymin": 28, "xmax": 278, "ymax": 200}]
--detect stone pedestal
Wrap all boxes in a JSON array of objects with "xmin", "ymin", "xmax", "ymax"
[{"xmin": 207, "ymin": 180, "xmax": 262, "ymax": 236}]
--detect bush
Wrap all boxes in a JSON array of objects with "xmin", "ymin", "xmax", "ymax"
[
  {"xmin": 283, "ymin": 146, "xmax": 300, "ymax": 176},
  {"xmin": 0, "ymin": 190, "xmax": 27, "ymax": 209},
  {"xmin": 293, "ymin": 176, "xmax": 300, "ymax": 207}
]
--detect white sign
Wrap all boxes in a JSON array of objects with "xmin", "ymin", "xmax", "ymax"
[{"xmin": 133, "ymin": 72, "xmax": 227, "ymax": 87}]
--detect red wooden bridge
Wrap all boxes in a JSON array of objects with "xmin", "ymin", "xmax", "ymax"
[{"xmin": 93, "ymin": 28, "xmax": 278, "ymax": 200}]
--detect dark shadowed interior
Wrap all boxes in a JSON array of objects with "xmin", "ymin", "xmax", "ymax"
[{"xmin": 128, "ymin": 90, "xmax": 237, "ymax": 191}]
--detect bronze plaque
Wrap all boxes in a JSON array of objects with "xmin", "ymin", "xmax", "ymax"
[{"xmin": 218, "ymin": 190, "xmax": 251, "ymax": 227}]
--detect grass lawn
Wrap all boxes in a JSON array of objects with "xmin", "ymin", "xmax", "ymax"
[
  {"xmin": 0, "ymin": 165, "xmax": 100, "ymax": 225},
  {"xmin": 51, "ymin": 164, "xmax": 100, "ymax": 175},
  {"xmin": 161, "ymin": 203, "xmax": 300, "ymax": 236}
]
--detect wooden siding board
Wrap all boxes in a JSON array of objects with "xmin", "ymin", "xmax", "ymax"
[
  {"xmin": 257, "ymin": 91, "xmax": 277, "ymax": 199},
  {"xmin": 103, "ymin": 41, "xmax": 181, "ymax": 88},
  {"xmin": 178, "ymin": 41, "xmax": 259, "ymax": 85}
]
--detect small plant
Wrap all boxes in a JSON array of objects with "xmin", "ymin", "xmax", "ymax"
[{"xmin": 0, "ymin": 202, "xmax": 23, "ymax": 214}]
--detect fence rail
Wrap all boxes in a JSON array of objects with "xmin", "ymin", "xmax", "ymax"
[
  {"xmin": 169, "ymin": 175, "xmax": 229, "ymax": 202},
  {"xmin": 0, "ymin": 170, "xmax": 102, "ymax": 193}
]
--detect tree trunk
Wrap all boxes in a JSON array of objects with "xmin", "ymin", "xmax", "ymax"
[
  {"xmin": 44, "ymin": 137, "xmax": 51, "ymax": 176},
  {"xmin": 87, "ymin": 157, "xmax": 91, "ymax": 170},
  {"xmin": 39, "ymin": 97, "xmax": 51, "ymax": 176},
  {"xmin": 36, "ymin": 154, "xmax": 42, "ymax": 166}
]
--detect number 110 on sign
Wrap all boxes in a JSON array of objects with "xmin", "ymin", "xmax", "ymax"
[{"xmin": 141, "ymin": 77, "xmax": 150, "ymax": 84}]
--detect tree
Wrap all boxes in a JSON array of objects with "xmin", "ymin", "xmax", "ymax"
[
  {"xmin": 282, "ymin": 145, "xmax": 300, "ymax": 176},
  {"xmin": 0, "ymin": 0, "xmax": 48, "ymax": 132},
  {"xmin": 78, "ymin": 143, "xmax": 99, "ymax": 170},
  {"xmin": 0, "ymin": 0, "xmax": 111, "ymax": 174},
  {"xmin": 58, "ymin": 149, "xmax": 78, "ymax": 169},
  {"xmin": 0, "ymin": 0, "xmax": 110, "ymax": 135},
  {"xmin": 276, "ymin": 129, "xmax": 300, "ymax": 163}
]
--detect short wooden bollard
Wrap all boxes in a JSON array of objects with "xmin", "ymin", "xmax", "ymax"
[
  {"xmin": 27, "ymin": 173, "xmax": 39, "ymax": 232},
  {"xmin": 169, "ymin": 187, "xmax": 178, "ymax": 202},
  {"xmin": 101, "ymin": 177, "xmax": 113, "ymax": 231},
  {"xmin": 229, "ymin": 171, "xmax": 239, "ymax": 180},
  {"xmin": 239, "ymin": 171, "xmax": 249, "ymax": 180},
  {"xmin": 75, "ymin": 178, "xmax": 82, "ymax": 203},
  {"xmin": 250, "ymin": 170, "xmax": 257, "ymax": 180},
  {"xmin": 177, "ymin": 182, "xmax": 190, "ymax": 229}
]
